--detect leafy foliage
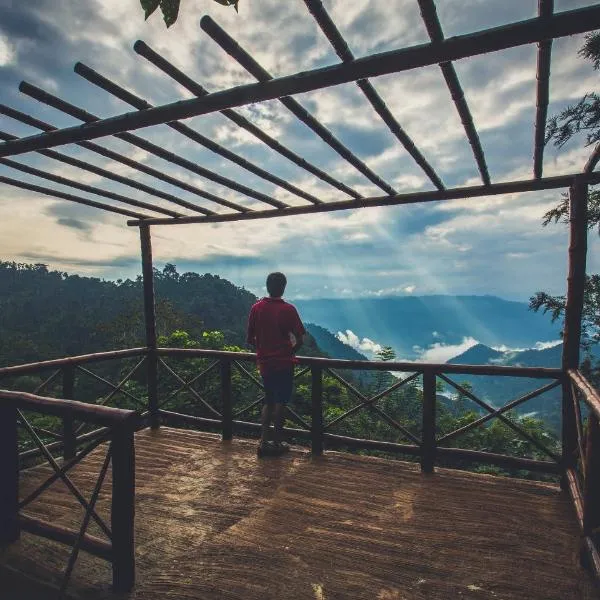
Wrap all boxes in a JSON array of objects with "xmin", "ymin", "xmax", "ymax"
[
  {"xmin": 546, "ymin": 32, "xmax": 600, "ymax": 148},
  {"xmin": 139, "ymin": 0, "xmax": 239, "ymax": 27}
]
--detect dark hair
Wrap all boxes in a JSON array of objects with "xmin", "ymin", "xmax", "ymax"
[{"xmin": 266, "ymin": 272, "xmax": 287, "ymax": 297}]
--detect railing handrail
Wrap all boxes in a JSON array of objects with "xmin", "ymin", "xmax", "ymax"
[
  {"xmin": 157, "ymin": 347, "xmax": 563, "ymax": 379},
  {"xmin": 0, "ymin": 347, "xmax": 149, "ymax": 377},
  {"xmin": 0, "ymin": 389, "xmax": 138, "ymax": 426},
  {"xmin": 568, "ymin": 369, "xmax": 600, "ymax": 421}
]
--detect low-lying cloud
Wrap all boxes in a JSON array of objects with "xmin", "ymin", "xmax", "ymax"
[
  {"xmin": 336, "ymin": 329, "xmax": 383, "ymax": 356},
  {"xmin": 414, "ymin": 336, "xmax": 479, "ymax": 363}
]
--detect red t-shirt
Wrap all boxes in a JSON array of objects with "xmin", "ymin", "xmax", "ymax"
[{"xmin": 247, "ymin": 297, "xmax": 306, "ymax": 374}]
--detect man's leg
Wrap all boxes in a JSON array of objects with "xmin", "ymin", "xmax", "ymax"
[
  {"xmin": 273, "ymin": 402, "xmax": 285, "ymax": 442},
  {"xmin": 260, "ymin": 403, "xmax": 273, "ymax": 443}
]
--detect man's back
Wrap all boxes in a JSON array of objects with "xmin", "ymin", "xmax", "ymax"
[{"xmin": 247, "ymin": 297, "xmax": 305, "ymax": 374}]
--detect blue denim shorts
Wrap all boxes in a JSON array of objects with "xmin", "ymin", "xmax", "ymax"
[{"xmin": 262, "ymin": 368, "xmax": 294, "ymax": 405}]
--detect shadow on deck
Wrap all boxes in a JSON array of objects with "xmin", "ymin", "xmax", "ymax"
[{"xmin": 0, "ymin": 427, "xmax": 596, "ymax": 599}]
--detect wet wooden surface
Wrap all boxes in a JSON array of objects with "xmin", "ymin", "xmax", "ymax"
[{"xmin": 0, "ymin": 427, "xmax": 596, "ymax": 599}]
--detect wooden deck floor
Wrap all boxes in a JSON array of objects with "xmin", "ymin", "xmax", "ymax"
[{"xmin": 0, "ymin": 427, "xmax": 596, "ymax": 600}]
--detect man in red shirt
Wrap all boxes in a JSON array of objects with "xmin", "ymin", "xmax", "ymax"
[{"xmin": 247, "ymin": 272, "xmax": 305, "ymax": 456}]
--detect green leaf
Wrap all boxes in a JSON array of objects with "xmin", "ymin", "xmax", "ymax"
[
  {"xmin": 140, "ymin": 0, "xmax": 160, "ymax": 20},
  {"xmin": 160, "ymin": 0, "xmax": 181, "ymax": 27}
]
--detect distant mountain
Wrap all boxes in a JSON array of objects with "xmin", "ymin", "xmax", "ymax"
[
  {"xmin": 295, "ymin": 295, "xmax": 560, "ymax": 359},
  {"xmin": 445, "ymin": 343, "xmax": 566, "ymax": 431},
  {"xmin": 305, "ymin": 323, "xmax": 369, "ymax": 362}
]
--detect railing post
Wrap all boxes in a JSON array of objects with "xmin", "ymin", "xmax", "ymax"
[
  {"xmin": 62, "ymin": 365, "xmax": 76, "ymax": 460},
  {"xmin": 583, "ymin": 414, "xmax": 600, "ymax": 545},
  {"xmin": 0, "ymin": 400, "xmax": 19, "ymax": 544},
  {"xmin": 421, "ymin": 370, "xmax": 436, "ymax": 473},
  {"xmin": 562, "ymin": 178, "xmax": 588, "ymax": 482},
  {"xmin": 139, "ymin": 224, "xmax": 159, "ymax": 429},
  {"xmin": 311, "ymin": 366, "xmax": 323, "ymax": 456},
  {"xmin": 561, "ymin": 379, "xmax": 577, "ymax": 490},
  {"xmin": 221, "ymin": 359, "xmax": 233, "ymax": 441},
  {"xmin": 111, "ymin": 423, "xmax": 135, "ymax": 593}
]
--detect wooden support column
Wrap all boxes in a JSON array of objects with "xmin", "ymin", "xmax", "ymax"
[
  {"xmin": 311, "ymin": 366, "xmax": 324, "ymax": 456},
  {"xmin": 111, "ymin": 424, "xmax": 135, "ymax": 592},
  {"xmin": 62, "ymin": 365, "xmax": 76, "ymax": 460},
  {"xmin": 221, "ymin": 359, "xmax": 233, "ymax": 441},
  {"xmin": 584, "ymin": 415, "xmax": 600, "ymax": 545},
  {"xmin": 0, "ymin": 401, "xmax": 19, "ymax": 543},
  {"xmin": 562, "ymin": 178, "xmax": 588, "ymax": 479},
  {"xmin": 139, "ymin": 224, "xmax": 159, "ymax": 429},
  {"xmin": 421, "ymin": 370, "xmax": 437, "ymax": 473}
]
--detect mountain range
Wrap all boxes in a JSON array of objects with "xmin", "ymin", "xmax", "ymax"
[{"xmin": 295, "ymin": 295, "xmax": 560, "ymax": 359}]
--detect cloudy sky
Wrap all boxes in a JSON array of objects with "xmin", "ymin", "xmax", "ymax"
[{"xmin": 0, "ymin": 0, "xmax": 598, "ymax": 301}]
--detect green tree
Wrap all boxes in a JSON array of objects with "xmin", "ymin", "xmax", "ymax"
[
  {"xmin": 530, "ymin": 31, "xmax": 600, "ymax": 377},
  {"xmin": 140, "ymin": 0, "xmax": 239, "ymax": 28}
]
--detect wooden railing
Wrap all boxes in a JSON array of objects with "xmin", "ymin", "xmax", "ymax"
[
  {"xmin": 2, "ymin": 346, "xmax": 599, "ymax": 581},
  {"xmin": 0, "ymin": 365, "xmax": 140, "ymax": 596},
  {"xmin": 564, "ymin": 369, "xmax": 600, "ymax": 579}
]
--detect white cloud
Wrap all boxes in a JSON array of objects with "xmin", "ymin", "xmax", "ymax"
[
  {"xmin": 416, "ymin": 337, "xmax": 479, "ymax": 363},
  {"xmin": 336, "ymin": 329, "xmax": 383, "ymax": 356},
  {"xmin": 0, "ymin": 34, "xmax": 15, "ymax": 66},
  {"xmin": 492, "ymin": 340, "xmax": 562, "ymax": 352}
]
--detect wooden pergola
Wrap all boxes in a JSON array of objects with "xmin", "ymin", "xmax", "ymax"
[{"xmin": 1, "ymin": 1, "xmax": 600, "ymax": 596}]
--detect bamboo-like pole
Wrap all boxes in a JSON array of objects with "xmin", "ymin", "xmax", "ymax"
[
  {"xmin": 304, "ymin": 0, "xmax": 444, "ymax": 191},
  {"xmin": 201, "ymin": 16, "xmax": 396, "ymax": 195},
  {"xmin": 1, "ymin": 104, "xmax": 239, "ymax": 214},
  {"xmin": 417, "ymin": 0, "xmax": 490, "ymax": 186},
  {"xmin": 75, "ymin": 62, "xmax": 320, "ymax": 206},
  {"xmin": 134, "ymin": 40, "xmax": 362, "ymax": 199},
  {"xmin": 129, "ymin": 170, "xmax": 600, "ymax": 226},
  {"xmin": 311, "ymin": 366, "xmax": 324, "ymax": 456},
  {"xmin": 0, "ymin": 158, "xmax": 182, "ymax": 217},
  {"xmin": 19, "ymin": 82, "xmax": 285, "ymax": 210},
  {"xmin": 533, "ymin": 0, "xmax": 554, "ymax": 179},
  {"xmin": 4, "ymin": 5, "xmax": 598, "ymax": 157},
  {"xmin": 421, "ymin": 370, "xmax": 437, "ymax": 473},
  {"xmin": 139, "ymin": 225, "xmax": 159, "ymax": 429},
  {"xmin": 62, "ymin": 365, "xmax": 77, "ymax": 461},
  {"xmin": 0, "ymin": 400, "xmax": 19, "ymax": 543},
  {"xmin": 0, "ymin": 175, "xmax": 151, "ymax": 220}
]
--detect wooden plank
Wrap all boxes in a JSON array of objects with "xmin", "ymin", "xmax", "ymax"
[
  {"xmin": 157, "ymin": 347, "xmax": 564, "ymax": 378},
  {"xmin": 134, "ymin": 40, "xmax": 362, "ymax": 199},
  {"xmin": 562, "ymin": 178, "xmax": 588, "ymax": 371},
  {"xmin": 421, "ymin": 370, "xmax": 436, "ymax": 473},
  {"xmin": 130, "ymin": 169, "xmax": 600, "ymax": 226},
  {"xmin": 111, "ymin": 427, "xmax": 135, "ymax": 592},
  {"xmin": 62, "ymin": 365, "xmax": 76, "ymax": 461},
  {"xmin": 18, "ymin": 514, "xmax": 112, "ymax": 561},
  {"xmin": 311, "ymin": 367, "xmax": 324, "ymax": 456},
  {"xmin": 221, "ymin": 360, "xmax": 233, "ymax": 441},
  {"xmin": 583, "ymin": 416, "xmax": 600, "ymax": 539},
  {"xmin": 566, "ymin": 467, "xmax": 585, "ymax": 529},
  {"xmin": 0, "ymin": 391, "xmax": 137, "ymax": 426},
  {"xmin": 3, "ymin": 5, "xmax": 600, "ymax": 156},
  {"xmin": 0, "ymin": 348, "xmax": 147, "ymax": 377},
  {"xmin": 569, "ymin": 369, "xmax": 600, "ymax": 421},
  {"xmin": 0, "ymin": 401, "xmax": 19, "ymax": 543}
]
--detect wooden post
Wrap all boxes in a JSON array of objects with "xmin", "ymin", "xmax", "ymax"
[
  {"xmin": 139, "ymin": 224, "xmax": 159, "ymax": 429},
  {"xmin": 62, "ymin": 365, "xmax": 76, "ymax": 460},
  {"xmin": 583, "ymin": 414, "xmax": 600, "ymax": 544},
  {"xmin": 311, "ymin": 366, "xmax": 323, "ymax": 456},
  {"xmin": 111, "ymin": 424, "xmax": 135, "ymax": 592},
  {"xmin": 562, "ymin": 178, "xmax": 588, "ymax": 481},
  {"xmin": 221, "ymin": 359, "xmax": 233, "ymax": 441},
  {"xmin": 421, "ymin": 370, "xmax": 437, "ymax": 473},
  {"xmin": 0, "ymin": 401, "xmax": 19, "ymax": 543}
]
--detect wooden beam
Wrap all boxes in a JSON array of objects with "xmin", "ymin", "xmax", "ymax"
[
  {"xmin": 3, "ymin": 5, "xmax": 598, "ymax": 156},
  {"xmin": 134, "ymin": 40, "xmax": 363, "ymax": 199},
  {"xmin": 202, "ymin": 16, "xmax": 396, "ymax": 195},
  {"xmin": 421, "ymin": 370, "xmax": 436, "ymax": 473},
  {"xmin": 304, "ymin": 0, "xmax": 444, "ymax": 190},
  {"xmin": 417, "ymin": 0, "xmax": 490, "ymax": 185},
  {"xmin": 0, "ymin": 157, "xmax": 182, "ymax": 217},
  {"xmin": 19, "ymin": 82, "xmax": 280, "ymax": 210},
  {"xmin": 569, "ymin": 369, "xmax": 600, "ymax": 420},
  {"xmin": 139, "ymin": 225, "xmax": 159, "ymax": 429},
  {"xmin": 75, "ymin": 62, "xmax": 318, "ymax": 206},
  {"xmin": 0, "ymin": 390, "xmax": 137, "ymax": 426},
  {"xmin": 562, "ymin": 178, "xmax": 588, "ymax": 370},
  {"xmin": 311, "ymin": 366, "xmax": 324, "ymax": 456},
  {"xmin": 584, "ymin": 143, "xmax": 600, "ymax": 174},
  {"xmin": 129, "ymin": 170, "xmax": 600, "ymax": 226},
  {"xmin": 0, "ymin": 175, "xmax": 151, "ymax": 220},
  {"xmin": 0, "ymin": 114, "xmax": 215, "ymax": 215},
  {"xmin": 0, "ymin": 401, "xmax": 19, "ymax": 543},
  {"xmin": 533, "ymin": 0, "xmax": 554, "ymax": 179}
]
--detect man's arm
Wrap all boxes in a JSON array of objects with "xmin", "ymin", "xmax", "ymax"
[
  {"xmin": 291, "ymin": 333, "xmax": 304, "ymax": 355},
  {"xmin": 288, "ymin": 306, "xmax": 306, "ymax": 354},
  {"xmin": 246, "ymin": 308, "xmax": 256, "ymax": 348}
]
